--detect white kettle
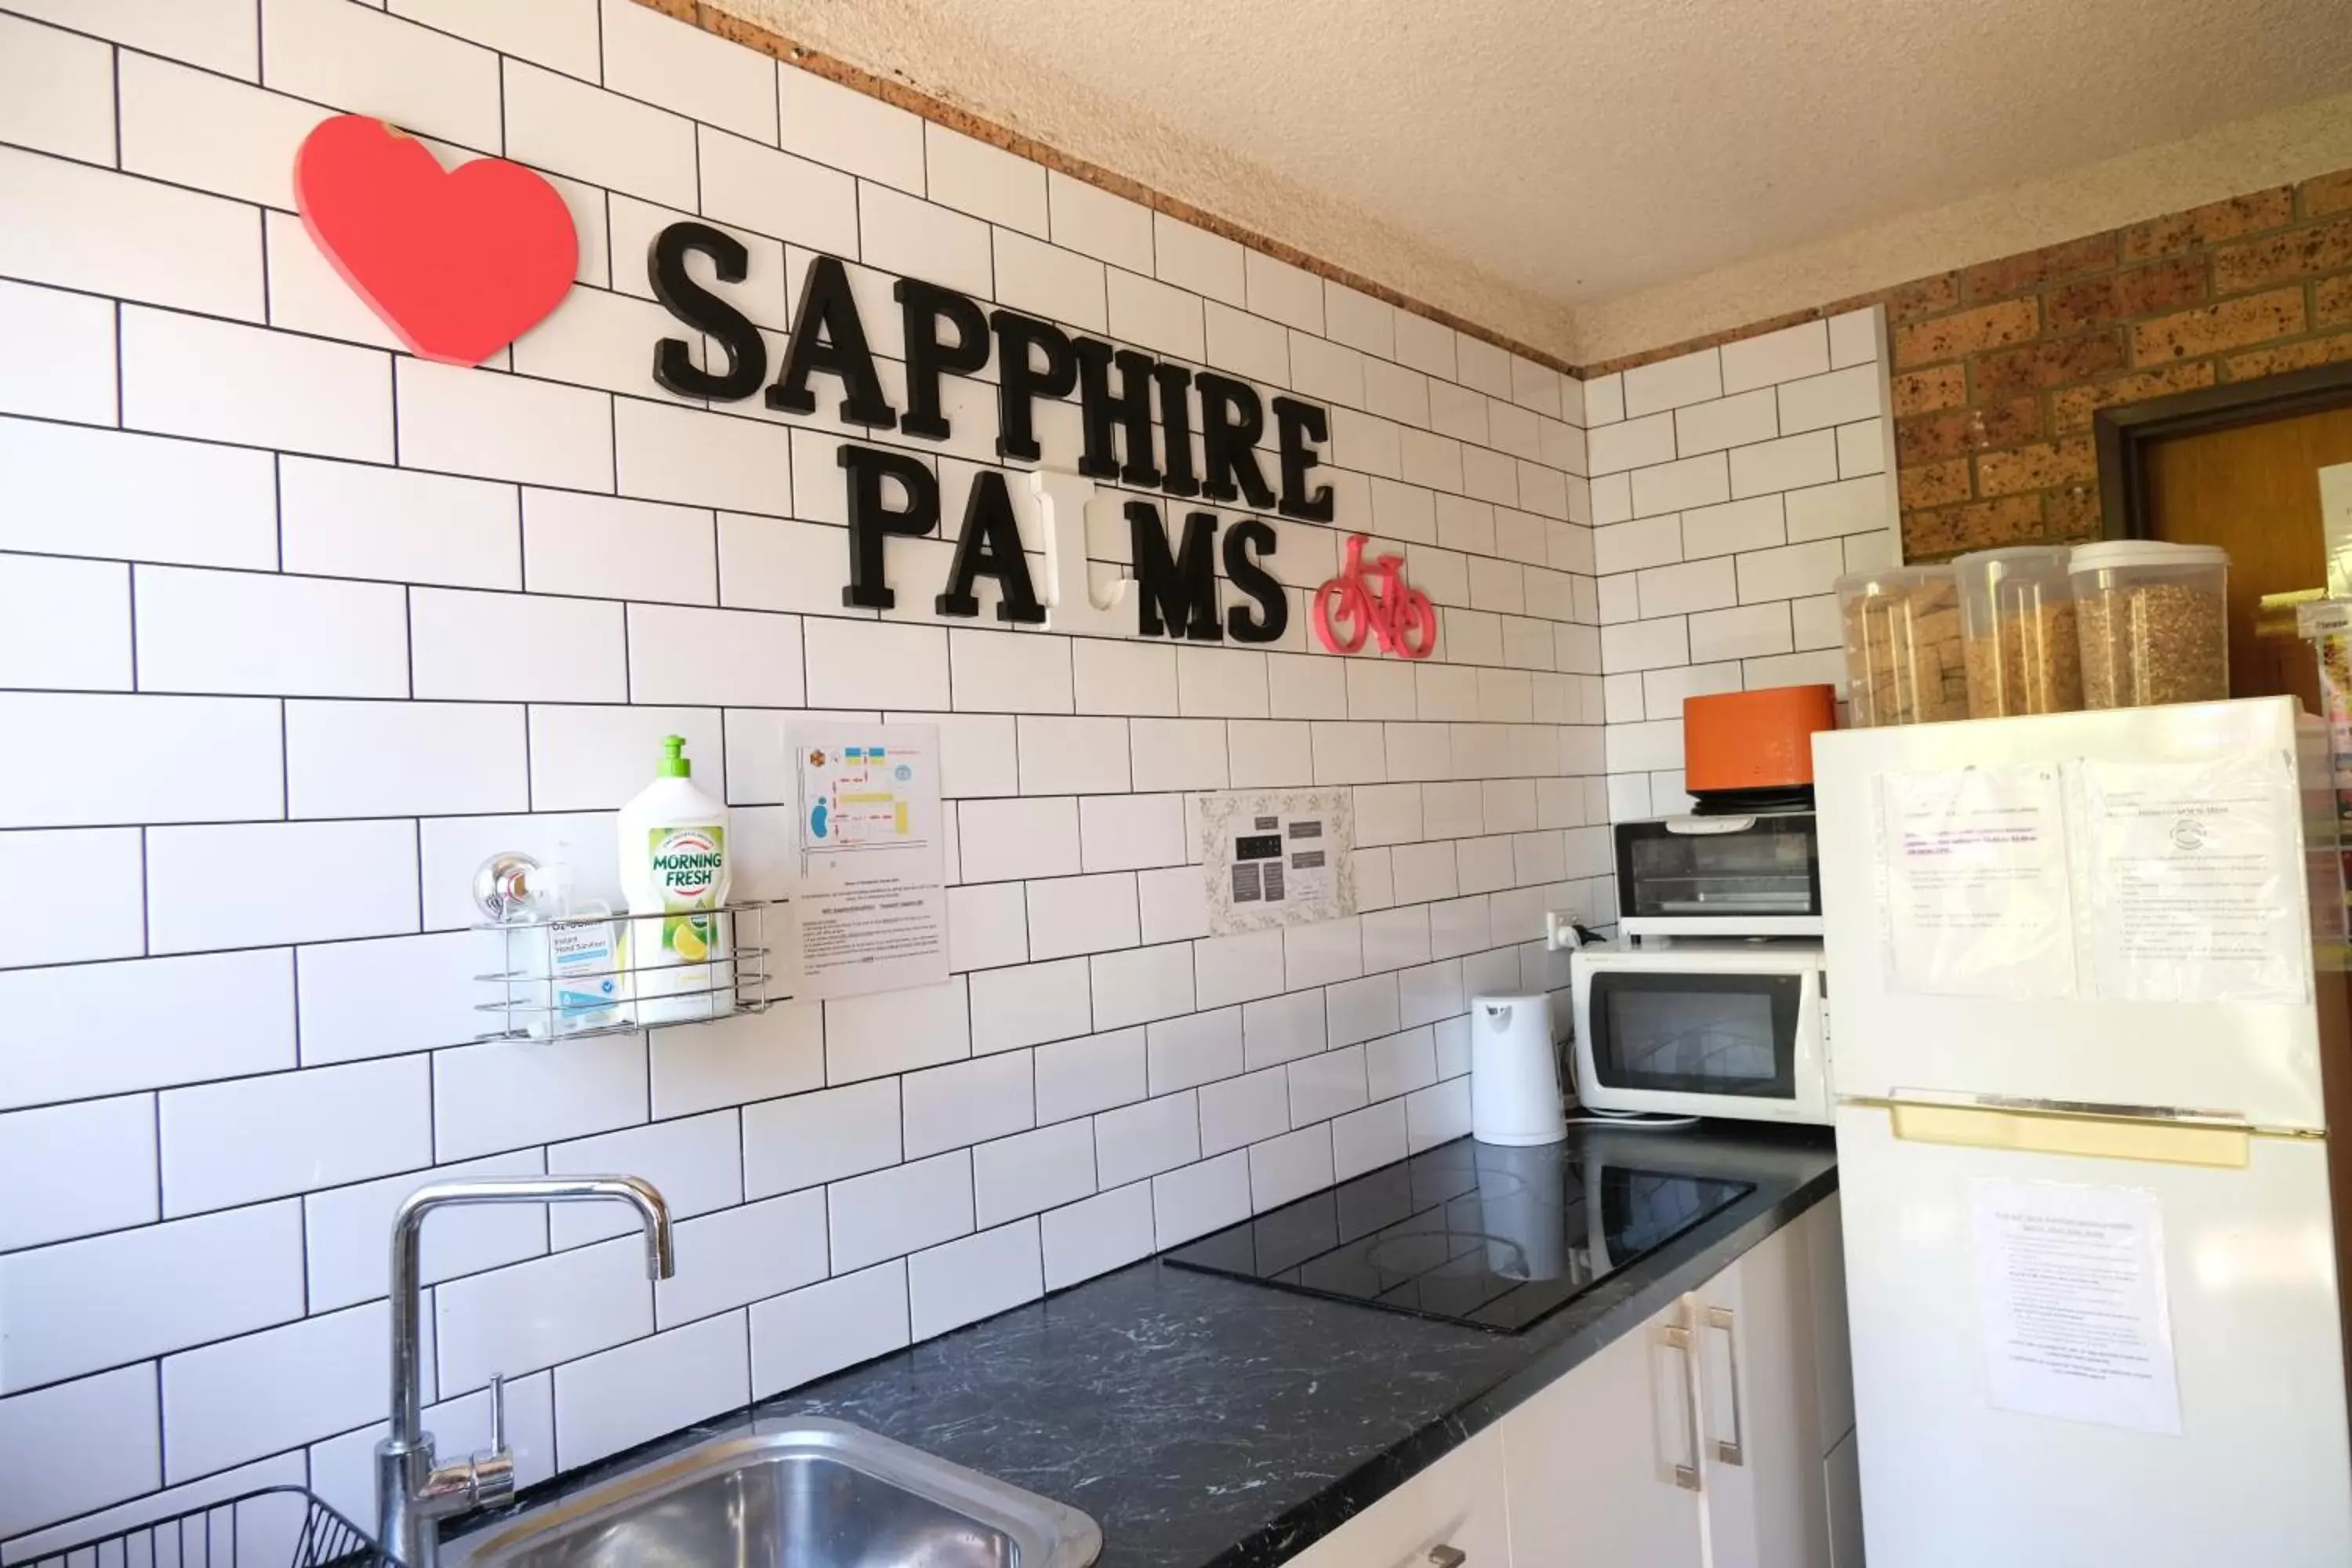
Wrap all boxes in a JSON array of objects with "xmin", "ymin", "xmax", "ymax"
[{"xmin": 1469, "ymin": 993, "xmax": 1567, "ymax": 1145}]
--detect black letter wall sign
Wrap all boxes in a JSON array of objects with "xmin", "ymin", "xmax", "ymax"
[
  {"xmin": 644, "ymin": 223, "xmax": 1359, "ymax": 641},
  {"xmin": 1073, "ymin": 340, "xmax": 1161, "ymax": 487},
  {"xmin": 1271, "ymin": 396, "xmax": 1336, "ymax": 522},
  {"xmin": 648, "ymin": 222, "xmax": 766, "ymax": 401},
  {"xmin": 1221, "ymin": 519, "xmax": 1288, "ymax": 643},
  {"xmin": 992, "ymin": 311, "xmax": 1076, "ymax": 463},
  {"xmin": 838, "ymin": 444, "xmax": 939, "ymax": 610},
  {"xmin": 1129, "ymin": 503, "xmax": 1224, "ymax": 641},
  {"xmin": 1196, "ymin": 373, "xmax": 1276, "ymax": 510},
  {"xmin": 1151, "ymin": 361, "xmax": 1203, "ymax": 497},
  {"xmin": 938, "ymin": 470, "xmax": 1047, "ymax": 623},
  {"xmin": 769, "ymin": 256, "xmax": 895, "ymax": 426},
  {"xmin": 897, "ymin": 278, "xmax": 990, "ymax": 440}
]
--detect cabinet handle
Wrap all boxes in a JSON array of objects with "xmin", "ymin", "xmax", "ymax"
[
  {"xmin": 1656, "ymin": 1322, "xmax": 1702, "ymax": 1492},
  {"xmin": 1428, "ymin": 1548, "xmax": 1467, "ymax": 1567},
  {"xmin": 1705, "ymin": 1305, "xmax": 1745, "ymax": 1468}
]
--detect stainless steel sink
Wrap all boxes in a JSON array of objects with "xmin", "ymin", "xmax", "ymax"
[{"xmin": 450, "ymin": 1417, "xmax": 1102, "ymax": 1568}]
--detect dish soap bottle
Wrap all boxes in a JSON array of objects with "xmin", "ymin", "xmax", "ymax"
[{"xmin": 618, "ymin": 735, "xmax": 733, "ymax": 1025}]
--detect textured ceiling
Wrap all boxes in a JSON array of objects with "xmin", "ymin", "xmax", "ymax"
[{"xmin": 709, "ymin": 0, "xmax": 2352, "ymax": 361}]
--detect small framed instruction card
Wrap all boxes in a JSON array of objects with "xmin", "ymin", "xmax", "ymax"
[{"xmin": 1200, "ymin": 788, "xmax": 1356, "ymax": 935}]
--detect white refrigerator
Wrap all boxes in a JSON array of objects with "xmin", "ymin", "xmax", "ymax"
[{"xmin": 1813, "ymin": 696, "xmax": 2352, "ymax": 1566}]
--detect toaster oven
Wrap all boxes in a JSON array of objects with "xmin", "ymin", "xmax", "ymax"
[{"xmin": 1613, "ymin": 812, "xmax": 1822, "ymax": 938}]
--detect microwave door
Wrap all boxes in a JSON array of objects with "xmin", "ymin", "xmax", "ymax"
[{"xmin": 1585, "ymin": 972, "xmax": 1801, "ymax": 1103}]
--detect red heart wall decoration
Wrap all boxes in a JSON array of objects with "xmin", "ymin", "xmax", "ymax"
[{"xmin": 294, "ymin": 114, "xmax": 578, "ymax": 367}]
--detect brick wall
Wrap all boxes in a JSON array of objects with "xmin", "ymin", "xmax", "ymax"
[{"xmin": 1590, "ymin": 167, "xmax": 2352, "ymax": 561}]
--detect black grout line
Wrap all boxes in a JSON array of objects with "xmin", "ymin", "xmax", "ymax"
[
  {"xmin": 105, "ymin": 37, "xmax": 124, "ymax": 170},
  {"xmin": 107, "ymin": 293, "xmax": 125, "ymax": 429},
  {"xmin": 151, "ymin": 1359, "xmax": 168, "ymax": 1508}
]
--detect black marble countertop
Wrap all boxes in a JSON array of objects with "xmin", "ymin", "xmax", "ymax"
[{"xmin": 456, "ymin": 1121, "xmax": 1837, "ymax": 1568}]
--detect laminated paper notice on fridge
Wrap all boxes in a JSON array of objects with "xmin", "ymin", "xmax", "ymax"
[
  {"xmin": 1200, "ymin": 788, "xmax": 1356, "ymax": 935},
  {"xmin": 2076, "ymin": 753, "xmax": 2308, "ymax": 1005},
  {"xmin": 1969, "ymin": 1178, "xmax": 2182, "ymax": 1436},
  {"xmin": 1878, "ymin": 765, "xmax": 2077, "ymax": 998},
  {"xmin": 789, "ymin": 721, "xmax": 949, "ymax": 1000}
]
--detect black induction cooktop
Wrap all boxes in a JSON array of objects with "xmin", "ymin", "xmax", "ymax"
[{"xmin": 1162, "ymin": 1135, "xmax": 1753, "ymax": 1334}]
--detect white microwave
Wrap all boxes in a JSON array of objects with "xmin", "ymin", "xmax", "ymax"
[{"xmin": 1569, "ymin": 941, "xmax": 1832, "ymax": 1125}]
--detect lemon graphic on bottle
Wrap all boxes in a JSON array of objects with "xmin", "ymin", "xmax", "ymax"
[{"xmin": 619, "ymin": 735, "xmax": 733, "ymax": 1025}]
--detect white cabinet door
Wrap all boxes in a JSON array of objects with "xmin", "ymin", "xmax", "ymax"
[
  {"xmin": 1824, "ymin": 1427, "xmax": 1864, "ymax": 1568},
  {"xmin": 1805, "ymin": 1193, "xmax": 1854, "ymax": 1447},
  {"xmin": 1286, "ymin": 1425, "xmax": 1512, "ymax": 1568},
  {"xmin": 1693, "ymin": 1213, "xmax": 1833, "ymax": 1568},
  {"xmin": 1502, "ymin": 1294, "xmax": 1705, "ymax": 1568}
]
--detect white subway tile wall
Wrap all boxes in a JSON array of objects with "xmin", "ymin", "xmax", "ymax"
[
  {"xmin": 0, "ymin": 0, "xmax": 1759, "ymax": 1542},
  {"xmin": 1582, "ymin": 314, "xmax": 1898, "ymax": 824}
]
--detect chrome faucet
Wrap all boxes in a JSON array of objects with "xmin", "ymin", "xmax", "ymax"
[{"xmin": 376, "ymin": 1174, "xmax": 675, "ymax": 1567}]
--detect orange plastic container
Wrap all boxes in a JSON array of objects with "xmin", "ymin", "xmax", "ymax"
[{"xmin": 1682, "ymin": 684, "xmax": 1838, "ymax": 798}]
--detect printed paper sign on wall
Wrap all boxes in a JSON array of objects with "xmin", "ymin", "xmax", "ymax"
[
  {"xmin": 1200, "ymin": 788, "xmax": 1357, "ymax": 935},
  {"xmin": 790, "ymin": 721, "xmax": 949, "ymax": 1000}
]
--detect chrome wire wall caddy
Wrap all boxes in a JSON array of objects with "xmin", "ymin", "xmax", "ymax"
[{"xmin": 469, "ymin": 851, "xmax": 783, "ymax": 1041}]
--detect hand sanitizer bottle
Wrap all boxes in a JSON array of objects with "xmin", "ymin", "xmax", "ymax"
[
  {"xmin": 618, "ymin": 735, "xmax": 733, "ymax": 1025},
  {"xmin": 525, "ymin": 855, "xmax": 627, "ymax": 1037}
]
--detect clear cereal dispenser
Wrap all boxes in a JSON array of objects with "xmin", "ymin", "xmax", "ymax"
[
  {"xmin": 1835, "ymin": 565, "xmax": 1968, "ymax": 726},
  {"xmin": 2068, "ymin": 541, "xmax": 2230, "ymax": 708},
  {"xmin": 1955, "ymin": 545, "xmax": 2082, "ymax": 717}
]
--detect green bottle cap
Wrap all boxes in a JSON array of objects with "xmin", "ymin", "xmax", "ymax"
[{"xmin": 658, "ymin": 735, "xmax": 691, "ymax": 779}]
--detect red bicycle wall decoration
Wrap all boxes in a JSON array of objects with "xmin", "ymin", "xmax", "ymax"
[{"xmin": 1313, "ymin": 535, "xmax": 1439, "ymax": 659}]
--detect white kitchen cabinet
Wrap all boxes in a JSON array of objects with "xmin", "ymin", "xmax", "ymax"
[
  {"xmin": 1691, "ymin": 1197, "xmax": 1847, "ymax": 1568},
  {"xmin": 1283, "ymin": 1195, "xmax": 1855, "ymax": 1568},
  {"xmin": 1824, "ymin": 1427, "xmax": 1864, "ymax": 1568},
  {"xmin": 1808, "ymin": 1195, "xmax": 1864, "ymax": 1566},
  {"xmin": 1806, "ymin": 1194, "xmax": 1854, "ymax": 1445},
  {"xmin": 1284, "ymin": 1425, "xmax": 1512, "ymax": 1568},
  {"xmin": 1501, "ymin": 1291, "xmax": 1707, "ymax": 1567},
  {"xmin": 1495, "ymin": 1195, "xmax": 1853, "ymax": 1568}
]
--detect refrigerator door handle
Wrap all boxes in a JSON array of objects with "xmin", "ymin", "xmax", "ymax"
[
  {"xmin": 1879, "ymin": 1100, "xmax": 2254, "ymax": 1167},
  {"xmin": 1655, "ymin": 1320, "xmax": 1703, "ymax": 1491},
  {"xmin": 1704, "ymin": 1305, "xmax": 1745, "ymax": 1466}
]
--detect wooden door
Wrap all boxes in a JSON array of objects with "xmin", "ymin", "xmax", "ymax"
[{"xmin": 2140, "ymin": 405, "xmax": 2352, "ymax": 710}]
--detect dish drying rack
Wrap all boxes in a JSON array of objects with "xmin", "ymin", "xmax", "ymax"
[
  {"xmin": 23, "ymin": 1486, "xmax": 387, "ymax": 1568},
  {"xmin": 470, "ymin": 851, "xmax": 784, "ymax": 1041}
]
